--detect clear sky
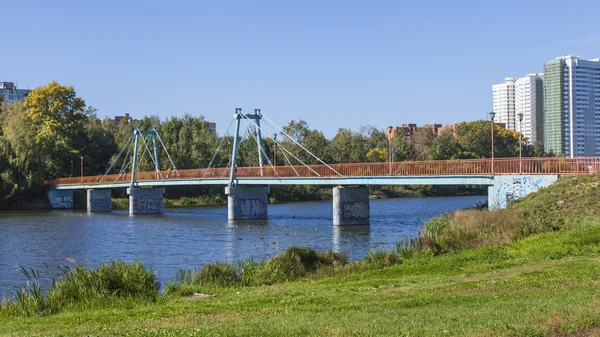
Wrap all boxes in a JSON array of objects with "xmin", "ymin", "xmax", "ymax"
[{"xmin": 3, "ymin": 0, "xmax": 600, "ymax": 138}]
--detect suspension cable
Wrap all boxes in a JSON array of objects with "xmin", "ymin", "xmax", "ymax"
[
  {"xmin": 262, "ymin": 114, "xmax": 341, "ymax": 176},
  {"xmin": 140, "ymin": 134, "xmax": 163, "ymax": 179},
  {"xmin": 208, "ymin": 118, "xmax": 235, "ymax": 168},
  {"xmin": 238, "ymin": 111, "xmax": 321, "ymax": 176},
  {"xmin": 249, "ymin": 129, "xmax": 277, "ymax": 175},
  {"xmin": 155, "ymin": 131, "xmax": 180, "ymax": 177},
  {"xmin": 99, "ymin": 134, "xmax": 134, "ymax": 183},
  {"xmin": 275, "ymin": 141, "xmax": 322, "ymax": 176},
  {"xmin": 276, "ymin": 142, "xmax": 299, "ymax": 176}
]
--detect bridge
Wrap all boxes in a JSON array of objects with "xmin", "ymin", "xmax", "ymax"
[{"xmin": 44, "ymin": 109, "xmax": 600, "ymax": 225}]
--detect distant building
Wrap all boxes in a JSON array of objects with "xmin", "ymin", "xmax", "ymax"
[
  {"xmin": 386, "ymin": 124, "xmax": 417, "ymax": 142},
  {"xmin": 492, "ymin": 78, "xmax": 517, "ymax": 131},
  {"xmin": 0, "ymin": 82, "xmax": 31, "ymax": 106},
  {"xmin": 493, "ymin": 74, "xmax": 544, "ymax": 144},
  {"xmin": 544, "ymin": 56, "xmax": 600, "ymax": 157},
  {"xmin": 205, "ymin": 122, "xmax": 216, "ymax": 135},
  {"xmin": 114, "ymin": 113, "xmax": 135, "ymax": 126},
  {"xmin": 437, "ymin": 123, "xmax": 461, "ymax": 136},
  {"xmin": 515, "ymin": 74, "xmax": 544, "ymax": 143}
]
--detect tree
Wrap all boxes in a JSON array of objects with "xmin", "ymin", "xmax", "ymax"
[
  {"xmin": 22, "ymin": 81, "xmax": 88, "ymax": 178},
  {"xmin": 412, "ymin": 126, "xmax": 436, "ymax": 160},
  {"xmin": 455, "ymin": 120, "xmax": 493, "ymax": 158},
  {"xmin": 366, "ymin": 148, "xmax": 387, "ymax": 162},
  {"xmin": 389, "ymin": 131, "xmax": 412, "ymax": 162},
  {"xmin": 278, "ymin": 120, "xmax": 332, "ymax": 165},
  {"xmin": 330, "ymin": 128, "xmax": 364, "ymax": 163},
  {"xmin": 430, "ymin": 130, "xmax": 459, "ymax": 160},
  {"xmin": 0, "ymin": 102, "xmax": 45, "ymax": 202}
]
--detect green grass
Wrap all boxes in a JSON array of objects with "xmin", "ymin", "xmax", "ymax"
[{"xmin": 2, "ymin": 175, "xmax": 600, "ymax": 336}]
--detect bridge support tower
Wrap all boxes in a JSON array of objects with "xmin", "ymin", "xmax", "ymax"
[
  {"xmin": 225, "ymin": 186, "xmax": 270, "ymax": 220},
  {"xmin": 333, "ymin": 186, "xmax": 370, "ymax": 226},
  {"xmin": 127, "ymin": 187, "xmax": 165, "ymax": 214},
  {"xmin": 87, "ymin": 189, "xmax": 112, "ymax": 212}
]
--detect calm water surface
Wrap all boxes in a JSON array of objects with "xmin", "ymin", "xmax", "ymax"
[{"xmin": 0, "ymin": 196, "xmax": 485, "ymax": 297}]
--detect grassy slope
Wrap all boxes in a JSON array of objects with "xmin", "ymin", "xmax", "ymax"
[{"xmin": 2, "ymin": 176, "xmax": 600, "ymax": 336}]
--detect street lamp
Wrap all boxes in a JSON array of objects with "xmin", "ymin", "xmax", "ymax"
[
  {"xmin": 387, "ymin": 126, "xmax": 393, "ymax": 175},
  {"xmin": 518, "ymin": 112, "xmax": 524, "ymax": 174},
  {"xmin": 69, "ymin": 159, "xmax": 73, "ymax": 177},
  {"xmin": 489, "ymin": 112, "xmax": 496, "ymax": 175},
  {"xmin": 273, "ymin": 134, "xmax": 277, "ymax": 168},
  {"xmin": 80, "ymin": 156, "xmax": 84, "ymax": 183}
]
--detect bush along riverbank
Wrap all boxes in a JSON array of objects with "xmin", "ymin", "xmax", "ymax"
[{"xmin": 2, "ymin": 175, "xmax": 600, "ymax": 336}]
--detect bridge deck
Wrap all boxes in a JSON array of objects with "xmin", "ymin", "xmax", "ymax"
[{"xmin": 45, "ymin": 157, "xmax": 600, "ymax": 190}]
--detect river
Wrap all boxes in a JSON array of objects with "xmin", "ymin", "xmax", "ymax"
[{"xmin": 0, "ymin": 196, "xmax": 485, "ymax": 297}]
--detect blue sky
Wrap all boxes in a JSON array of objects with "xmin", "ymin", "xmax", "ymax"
[{"xmin": 4, "ymin": 0, "xmax": 600, "ymax": 138}]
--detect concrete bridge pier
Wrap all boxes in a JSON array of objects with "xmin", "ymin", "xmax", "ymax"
[
  {"xmin": 333, "ymin": 186, "xmax": 370, "ymax": 226},
  {"xmin": 127, "ymin": 187, "xmax": 165, "ymax": 214},
  {"xmin": 87, "ymin": 189, "xmax": 112, "ymax": 212},
  {"xmin": 47, "ymin": 189, "xmax": 74, "ymax": 209},
  {"xmin": 225, "ymin": 186, "xmax": 269, "ymax": 220}
]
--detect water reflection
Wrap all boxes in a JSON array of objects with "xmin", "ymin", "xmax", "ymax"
[{"xmin": 332, "ymin": 225, "xmax": 371, "ymax": 253}]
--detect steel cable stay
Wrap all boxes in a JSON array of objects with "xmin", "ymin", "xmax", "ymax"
[
  {"xmin": 139, "ymin": 134, "xmax": 163, "ymax": 179},
  {"xmin": 262, "ymin": 114, "xmax": 342, "ymax": 176},
  {"xmin": 155, "ymin": 131, "xmax": 180, "ymax": 177},
  {"xmin": 99, "ymin": 134, "xmax": 134, "ymax": 183},
  {"xmin": 237, "ymin": 111, "xmax": 321, "ymax": 177},
  {"xmin": 117, "ymin": 145, "xmax": 133, "ymax": 177},
  {"xmin": 276, "ymin": 141, "xmax": 300, "ymax": 176},
  {"xmin": 248, "ymin": 129, "xmax": 277, "ymax": 175},
  {"xmin": 207, "ymin": 118, "xmax": 235, "ymax": 169}
]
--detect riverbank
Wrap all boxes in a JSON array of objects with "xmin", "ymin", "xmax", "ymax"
[{"xmin": 2, "ymin": 176, "xmax": 597, "ymax": 335}]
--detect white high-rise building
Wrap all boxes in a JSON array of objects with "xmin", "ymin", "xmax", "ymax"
[
  {"xmin": 515, "ymin": 74, "xmax": 544, "ymax": 143},
  {"xmin": 544, "ymin": 56, "xmax": 600, "ymax": 157},
  {"xmin": 492, "ymin": 78, "xmax": 516, "ymax": 129},
  {"xmin": 0, "ymin": 82, "xmax": 31, "ymax": 106}
]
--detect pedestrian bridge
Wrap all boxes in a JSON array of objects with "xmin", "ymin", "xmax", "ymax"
[
  {"xmin": 42, "ymin": 108, "xmax": 600, "ymax": 225},
  {"xmin": 44, "ymin": 157, "xmax": 599, "ymax": 225}
]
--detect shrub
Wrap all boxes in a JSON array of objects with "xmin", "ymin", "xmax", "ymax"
[
  {"xmin": 48, "ymin": 261, "xmax": 160, "ymax": 310},
  {"xmin": 2, "ymin": 261, "xmax": 159, "ymax": 317},
  {"xmin": 193, "ymin": 262, "xmax": 240, "ymax": 287},
  {"xmin": 364, "ymin": 250, "xmax": 402, "ymax": 269}
]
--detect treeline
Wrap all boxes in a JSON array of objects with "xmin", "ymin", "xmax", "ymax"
[{"xmin": 0, "ymin": 82, "xmax": 548, "ymax": 208}]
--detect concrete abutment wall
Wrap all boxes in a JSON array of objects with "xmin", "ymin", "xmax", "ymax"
[{"xmin": 488, "ymin": 175, "xmax": 558, "ymax": 210}]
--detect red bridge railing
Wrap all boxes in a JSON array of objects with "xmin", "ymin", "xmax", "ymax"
[{"xmin": 44, "ymin": 157, "xmax": 600, "ymax": 186}]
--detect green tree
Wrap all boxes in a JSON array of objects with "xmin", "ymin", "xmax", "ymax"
[
  {"xmin": 389, "ymin": 131, "xmax": 412, "ymax": 162},
  {"xmin": 430, "ymin": 130, "xmax": 459, "ymax": 160},
  {"xmin": 330, "ymin": 128, "xmax": 364, "ymax": 163},
  {"xmin": 412, "ymin": 126, "xmax": 436, "ymax": 160},
  {"xmin": 22, "ymin": 81, "xmax": 88, "ymax": 178}
]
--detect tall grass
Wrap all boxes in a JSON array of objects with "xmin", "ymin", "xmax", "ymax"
[
  {"xmin": 166, "ymin": 247, "xmax": 349, "ymax": 296},
  {"xmin": 1, "ymin": 261, "xmax": 159, "ymax": 317}
]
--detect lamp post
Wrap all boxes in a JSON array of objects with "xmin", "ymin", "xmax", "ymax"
[
  {"xmin": 489, "ymin": 112, "xmax": 496, "ymax": 175},
  {"xmin": 273, "ymin": 134, "xmax": 277, "ymax": 168},
  {"xmin": 518, "ymin": 112, "xmax": 523, "ymax": 174},
  {"xmin": 69, "ymin": 159, "xmax": 73, "ymax": 177},
  {"xmin": 80, "ymin": 156, "xmax": 84, "ymax": 183},
  {"xmin": 387, "ymin": 126, "xmax": 393, "ymax": 175}
]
